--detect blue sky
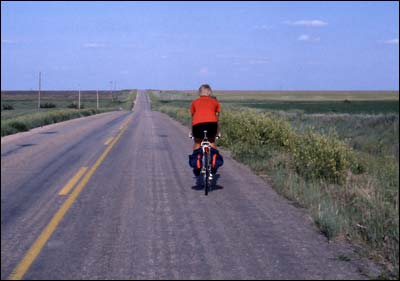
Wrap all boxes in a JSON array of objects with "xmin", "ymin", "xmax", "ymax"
[{"xmin": 1, "ymin": 1, "xmax": 399, "ymax": 90}]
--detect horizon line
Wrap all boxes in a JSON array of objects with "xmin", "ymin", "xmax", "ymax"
[{"xmin": 1, "ymin": 89, "xmax": 399, "ymax": 92}]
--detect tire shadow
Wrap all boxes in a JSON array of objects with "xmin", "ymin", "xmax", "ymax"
[
  {"xmin": 38, "ymin": 131, "xmax": 58, "ymax": 135},
  {"xmin": 191, "ymin": 174, "xmax": 224, "ymax": 193},
  {"xmin": 1, "ymin": 143, "xmax": 37, "ymax": 157}
]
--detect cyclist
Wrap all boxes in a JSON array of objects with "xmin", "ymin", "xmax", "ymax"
[
  {"xmin": 189, "ymin": 84, "xmax": 223, "ymax": 177},
  {"xmin": 190, "ymin": 84, "xmax": 220, "ymax": 150}
]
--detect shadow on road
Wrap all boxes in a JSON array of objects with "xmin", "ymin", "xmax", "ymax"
[
  {"xmin": 191, "ymin": 174, "xmax": 224, "ymax": 193},
  {"xmin": 18, "ymin": 143, "xmax": 37, "ymax": 147},
  {"xmin": 1, "ymin": 143, "xmax": 37, "ymax": 157},
  {"xmin": 38, "ymin": 131, "xmax": 58, "ymax": 135}
]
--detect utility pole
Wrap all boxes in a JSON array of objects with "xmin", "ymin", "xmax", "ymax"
[
  {"xmin": 114, "ymin": 81, "xmax": 117, "ymax": 102},
  {"xmin": 78, "ymin": 86, "xmax": 81, "ymax": 110},
  {"xmin": 38, "ymin": 72, "xmax": 41, "ymax": 110},
  {"xmin": 110, "ymin": 81, "xmax": 113, "ymax": 102},
  {"xmin": 96, "ymin": 89, "xmax": 99, "ymax": 109}
]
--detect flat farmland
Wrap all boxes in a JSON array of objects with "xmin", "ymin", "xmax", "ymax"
[
  {"xmin": 159, "ymin": 90, "xmax": 399, "ymax": 100},
  {"xmin": 151, "ymin": 90, "xmax": 399, "ymax": 114},
  {"xmin": 1, "ymin": 90, "xmax": 135, "ymax": 114},
  {"xmin": 1, "ymin": 90, "xmax": 136, "ymax": 136}
]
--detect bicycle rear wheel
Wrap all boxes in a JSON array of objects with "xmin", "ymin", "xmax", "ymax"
[{"xmin": 204, "ymin": 152, "xmax": 209, "ymax": 196}]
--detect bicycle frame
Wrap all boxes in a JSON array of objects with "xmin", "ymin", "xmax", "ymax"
[{"xmin": 201, "ymin": 131, "xmax": 212, "ymax": 195}]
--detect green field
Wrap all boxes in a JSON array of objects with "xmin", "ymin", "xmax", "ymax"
[
  {"xmin": 1, "ymin": 90, "xmax": 136, "ymax": 136},
  {"xmin": 212, "ymin": 90, "xmax": 399, "ymax": 101},
  {"xmin": 154, "ymin": 89, "xmax": 399, "ymax": 100},
  {"xmin": 151, "ymin": 90, "xmax": 399, "ymax": 114},
  {"xmin": 151, "ymin": 90, "xmax": 399, "ymax": 279},
  {"xmin": 1, "ymin": 90, "xmax": 136, "ymax": 115}
]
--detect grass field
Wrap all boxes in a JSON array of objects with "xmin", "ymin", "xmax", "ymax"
[
  {"xmin": 1, "ymin": 90, "xmax": 136, "ymax": 136},
  {"xmin": 1, "ymin": 90, "xmax": 136, "ymax": 113},
  {"xmin": 153, "ymin": 89, "xmax": 399, "ymax": 100},
  {"xmin": 151, "ymin": 90, "xmax": 399, "ymax": 279},
  {"xmin": 151, "ymin": 90, "xmax": 399, "ymax": 114}
]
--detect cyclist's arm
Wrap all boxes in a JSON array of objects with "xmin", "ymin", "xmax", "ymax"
[
  {"xmin": 216, "ymin": 101, "xmax": 221, "ymax": 120},
  {"xmin": 190, "ymin": 102, "xmax": 196, "ymax": 117},
  {"xmin": 216, "ymin": 103, "xmax": 221, "ymax": 135}
]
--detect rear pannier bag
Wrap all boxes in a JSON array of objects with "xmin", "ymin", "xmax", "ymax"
[
  {"xmin": 210, "ymin": 148, "xmax": 224, "ymax": 173},
  {"xmin": 189, "ymin": 148, "xmax": 203, "ymax": 171}
]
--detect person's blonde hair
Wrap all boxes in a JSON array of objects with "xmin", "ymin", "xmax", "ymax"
[{"xmin": 199, "ymin": 84, "xmax": 212, "ymax": 96}]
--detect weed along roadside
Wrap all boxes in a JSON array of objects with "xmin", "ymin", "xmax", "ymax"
[
  {"xmin": 1, "ymin": 90, "xmax": 137, "ymax": 137},
  {"xmin": 151, "ymin": 91, "xmax": 399, "ymax": 279},
  {"xmin": 1, "ymin": 109, "xmax": 110, "ymax": 136}
]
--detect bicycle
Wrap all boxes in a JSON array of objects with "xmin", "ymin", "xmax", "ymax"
[{"xmin": 189, "ymin": 130, "xmax": 220, "ymax": 196}]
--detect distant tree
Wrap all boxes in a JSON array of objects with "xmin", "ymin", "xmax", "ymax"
[
  {"xmin": 2, "ymin": 104, "xmax": 14, "ymax": 110},
  {"xmin": 40, "ymin": 102, "xmax": 56, "ymax": 108}
]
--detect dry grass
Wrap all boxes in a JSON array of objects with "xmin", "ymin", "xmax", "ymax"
[{"xmin": 152, "ymin": 90, "xmax": 399, "ymax": 101}]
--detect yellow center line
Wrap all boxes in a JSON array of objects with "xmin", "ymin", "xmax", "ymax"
[
  {"xmin": 104, "ymin": 137, "xmax": 113, "ymax": 146},
  {"xmin": 8, "ymin": 117, "xmax": 133, "ymax": 280},
  {"xmin": 58, "ymin": 167, "xmax": 88, "ymax": 196}
]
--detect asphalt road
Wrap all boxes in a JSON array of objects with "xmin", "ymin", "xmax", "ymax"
[{"xmin": 1, "ymin": 91, "xmax": 367, "ymax": 280}]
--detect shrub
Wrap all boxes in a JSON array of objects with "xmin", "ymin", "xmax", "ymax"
[
  {"xmin": 67, "ymin": 102, "xmax": 84, "ymax": 109},
  {"xmin": 221, "ymin": 109, "xmax": 359, "ymax": 182},
  {"xmin": 7, "ymin": 120, "xmax": 28, "ymax": 132},
  {"xmin": 67, "ymin": 102, "xmax": 78, "ymax": 109},
  {"xmin": 2, "ymin": 104, "xmax": 14, "ymax": 110},
  {"xmin": 40, "ymin": 102, "xmax": 56, "ymax": 108},
  {"xmin": 219, "ymin": 110, "xmax": 295, "ymax": 149},
  {"xmin": 1, "ymin": 109, "xmax": 109, "ymax": 137},
  {"xmin": 291, "ymin": 130, "xmax": 355, "ymax": 182},
  {"xmin": 159, "ymin": 106, "xmax": 361, "ymax": 183}
]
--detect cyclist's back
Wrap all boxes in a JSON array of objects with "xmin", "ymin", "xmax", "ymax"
[
  {"xmin": 191, "ymin": 95, "xmax": 220, "ymax": 126},
  {"xmin": 190, "ymin": 84, "xmax": 220, "ymax": 150}
]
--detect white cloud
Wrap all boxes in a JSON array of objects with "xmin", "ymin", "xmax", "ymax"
[
  {"xmin": 383, "ymin": 38, "xmax": 399, "ymax": 45},
  {"xmin": 51, "ymin": 65, "xmax": 70, "ymax": 71},
  {"xmin": 285, "ymin": 20, "xmax": 328, "ymax": 27},
  {"xmin": 235, "ymin": 67, "xmax": 250, "ymax": 72},
  {"xmin": 298, "ymin": 34, "xmax": 320, "ymax": 42},
  {"xmin": 215, "ymin": 54, "xmax": 245, "ymax": 59},
  {"xmin": 169, "ymin": 49, "xmax": 185, "ymax": 54},
  {"xmin": 252, "ymin": 24, "xmax": 272, "ymax": 30},
  {"xmin": 248, "ymin": 59, "xmax": 269, "ymax": 65},
  {"xmin": 198, "ymin": 67, "xmax": 209, "ymax": 76},
  {"xmin": 298, "ymin": 34, "xmax": 310, "ymax": 41},
  {"xmin": 306, "ymin": 61, "xmax": 322, "ymax": 65},
  {"xmin": 215, "ymin": 54, "xmax": 270, "ymax": 66},
  {"xmin": 83, "ymin": 42, "xmax": 106, "ymax": 48},
  {"xmin": 1, "ymin": 39, "xmax": 17, "ymax": 44}
]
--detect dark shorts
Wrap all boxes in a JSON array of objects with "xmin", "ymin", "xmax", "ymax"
[{"xmin": 192, "ymin": 122, "xmax": 218, "ymax": 141}]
